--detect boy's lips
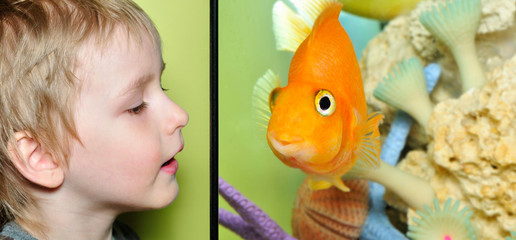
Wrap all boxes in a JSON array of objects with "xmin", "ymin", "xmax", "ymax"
[
  {"xmin": 160, "ymin": 157, "xmax": 178, "ymax": 175},
  {"xmin": 160, "ymin": 143, "xmax": 184, "ymax": 175}
]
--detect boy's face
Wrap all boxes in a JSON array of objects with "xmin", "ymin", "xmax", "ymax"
[{"xmin": 65, "ymin": 27, "xmax": 188, "ymax": 213}]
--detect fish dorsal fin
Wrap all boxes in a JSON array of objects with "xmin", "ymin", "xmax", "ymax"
[
  {"xmin": 352, "ymin": 111, "xmax": 384, "ymax": 172},
  {"xmin": 306, "ymin": 1, "xmax": 344, "ymax": 48},
  {"xmin": 272, "ymin": 0, "xmax": 339, "ymax": 52},
  {"xmin": 290, "ymin": 0, "xmax": 338, "ymax": 28},
  {"xmin": 252, "ymin": 70, "xmax": 281, "ymax": 131}
]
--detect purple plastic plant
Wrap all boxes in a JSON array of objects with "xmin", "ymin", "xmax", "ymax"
[{"xmin": 219, "ymin": 177, "xmax": 297, "ymax": 240}]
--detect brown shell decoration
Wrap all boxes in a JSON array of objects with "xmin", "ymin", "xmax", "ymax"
[{"xmin": 292, "ymin": 178, "xmax": 369, "ymax": 240}]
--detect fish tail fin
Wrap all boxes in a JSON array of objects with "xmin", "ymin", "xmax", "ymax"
[
  {"xmin": 272, "ymin": 0, "xmax": 339, "ymax": 52},
  {"xmin": 272, "ymin": 1, "xmax": 310, "ymax": 52},
  {"xmin": 353, "ymin": 112, "xmax": 384, "ymax": 172},
  {"xmin": 290, "ymin": 0, "xmax": 340, "ymax": 27},
  {"xmin": 252, "ymin": 70, "xmax": 281, "ymax": 134}
]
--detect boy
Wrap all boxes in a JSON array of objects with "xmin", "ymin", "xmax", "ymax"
[{"xmin": 0, "ymin": 0, "xmax": 188, "ymax": 239}]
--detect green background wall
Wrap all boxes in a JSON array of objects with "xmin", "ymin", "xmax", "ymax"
[
  {"xmin": 219, "ymin": 0, "xmax": 305, "ymax": 239},
  {"xmin": 120, "ymin": 1, "xmax": 210, "ymax": 239}
]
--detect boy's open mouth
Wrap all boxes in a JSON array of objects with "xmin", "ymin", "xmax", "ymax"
[
  {"xmin": 160, "ymin": 157, "xmax": 178, "ymax": 175},
  {"xmin": 161, "ymin": 158, "xmax": 173, "ymax": 167}
]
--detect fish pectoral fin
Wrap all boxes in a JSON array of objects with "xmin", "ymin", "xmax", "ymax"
[
  {"xmin": 332, "ymin": 178, "xmax": 351, "ymax": 192},
  {"xmin": 308, "ymin": 178, "xmax": 351, "ymax": 192},
  {"xmin": 354, "ymin": 111, "xmax": 384, "ymax": 171},
  {"xmin": 308, "ymin": 179, "xmax": 333, "ymax": 191},
  {"xmin": 252, "ymin": 70, "xmax": 281, "ymax": 132}
]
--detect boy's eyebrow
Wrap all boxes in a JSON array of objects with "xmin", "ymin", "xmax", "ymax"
[
  {"xmin": 117, "ymin": 61, "xmax": 165, "ymax": 98},
  {"xmin": 117, "ymin": 74, "xmax": 153, "ymax": 98}
]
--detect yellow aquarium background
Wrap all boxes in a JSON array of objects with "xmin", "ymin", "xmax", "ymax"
[
  {"xmin": 119, "ymin": 0, "xmax": 210, "ymax": 239},
  {"xmin": 219, "ymin": 0, "xmax": 305, "ymax": 239}
]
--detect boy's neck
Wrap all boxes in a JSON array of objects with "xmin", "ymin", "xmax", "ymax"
[{"xmin": 19, "ymin": 190, "xmax": 120, "ymax": 240}]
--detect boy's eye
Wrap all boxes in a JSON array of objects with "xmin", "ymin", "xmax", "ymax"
[{"xmin": 128, "ymin": 102, "xmax": 147, "ymax": 114}]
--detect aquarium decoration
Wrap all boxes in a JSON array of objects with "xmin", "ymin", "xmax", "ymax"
[
  {"xmin": 362, "ymin": 0, "xmax": 516, "ymax": 239},
  {"xmin": 337, "ymin": 0, "xmax": 422, "ymax": 21},
  {"xmin": 360, "ymin": 62, "xmax": 441, "ymax": 240},
  {"xmin": 291, "ymin": 178, "xmax": 369, "ymax": 239},
  {"xmin": 221, "ymin": 0, "xmax": 516, "ymax": 239},
  {"xmin": 507, "ymin": 231, "xmax": 516, "ymax": 240},
  {"xmin": 407, "ymin": 198, "xmax": 475, "ymax": 240},
  {"xmin": 218, "ymin": 177, "xmax": 296, "ymax": 240},
  {"xmin": 373, "ymin": 58, "xmax": 435, "ymax": 131},
  {"xmin": 419, "ymin": 0, "xmax": 485, "ymax": 92}
]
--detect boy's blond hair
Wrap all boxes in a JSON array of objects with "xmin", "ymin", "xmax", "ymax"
[{"xmin": 0, "ymin": 0, "xmax": 161, "ymax": 231}]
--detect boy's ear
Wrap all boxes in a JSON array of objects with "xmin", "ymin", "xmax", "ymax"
[{"xmin": 7, "ymin": 131, "xmax": 64, "ymax": 189}]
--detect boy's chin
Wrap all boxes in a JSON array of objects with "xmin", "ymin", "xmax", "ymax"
[
  {"xmin": 126, "ymin": 180, "xmax": 179, "ymax": 212},
  {"xmin": 151, "ymin": 180, "xmax": 179, "ymax": 210}
]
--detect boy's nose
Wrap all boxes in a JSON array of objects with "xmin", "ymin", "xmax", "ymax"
[
  {"xmin": 175, "ymin": 105, "xmax": 189, "ymax": 128},
  {"xmin": 164, "ymin": 100, "xmax": 189, "ymax": 135}
]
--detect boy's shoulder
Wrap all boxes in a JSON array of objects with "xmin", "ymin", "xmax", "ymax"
[
  {"xmin": 0, "ymin": 222, "xmax": 36, "ymax": 240},
  {"xmin": 113, "ymin": 220, "xmax": 140, "ymax": 240}
]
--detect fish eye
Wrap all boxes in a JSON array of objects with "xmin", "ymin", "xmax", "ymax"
[{"xmin": 315, "ymin": 89, "xmax": 335, "ymax": 116}]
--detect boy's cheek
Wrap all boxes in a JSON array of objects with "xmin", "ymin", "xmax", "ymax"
[{"xmin": 115, "ymin": 136, "xmax": 162, "ymax": 164}]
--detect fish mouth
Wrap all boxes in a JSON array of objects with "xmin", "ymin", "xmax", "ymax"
[
  {"xmin": 268, "ymin": 135, "xmax": 316, "ymax": 164},
  {"xmin": 274, "ymin": 135, "xmax": 303, "ymax": 146}
]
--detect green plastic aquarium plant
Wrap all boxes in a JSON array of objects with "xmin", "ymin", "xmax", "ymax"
[
  {"xmin": 420, "ymin": 0, "xmax": 485, "ymax": 93},
  {"xmin": 408, "ymin": 198, "xmax": 476, "ymax": 240},
  {"xmin": 374, "ymin": 58, "xmax": 434, "ymax": 131},
  {"xmin": 344, "ymin": 157, "xmax": 435, "ymax": 212}
]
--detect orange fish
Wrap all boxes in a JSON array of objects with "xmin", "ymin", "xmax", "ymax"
[{"xmin": 253, "ymin": 2, "xmax": 383, "ymax": 192}]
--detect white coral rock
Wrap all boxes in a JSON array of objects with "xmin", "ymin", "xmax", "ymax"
[
  {"xmin": 362, "ymin": 0, "xmax": 516, "ymax": 148},
  {"xmin": 387, "ymin": 55, "xmax": 516, "ymax": 240}
]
